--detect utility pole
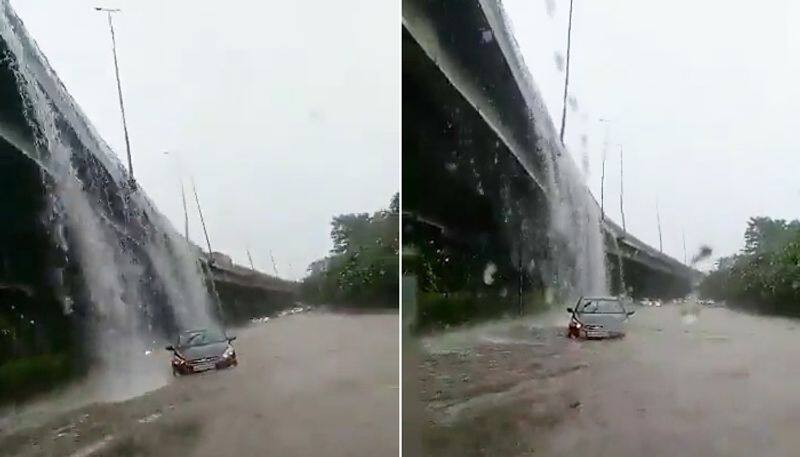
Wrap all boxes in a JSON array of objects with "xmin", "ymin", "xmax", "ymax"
[
  {"xmin": 269, "ymin": 250, "xmax": 280, "ymax": 276},
  {"xmin": 188, "ymin": 178, "xmax": 224, "ymax": 321},
  {"xmin": 559, "ymin": 0, "xmax": 575, "ymax": 144},
  {"xmin": 682, "ymin": 230, "xmax": 688, "ymax": 265},
  {"xmin": 619, "ymin": 145, "xmax": 626, "ymax": 233},
  {"xmin": 656, "ymin": 199, "xmax": 663, "ymax": 253},
  {"xmin": 600, "ymin": 152, "xmax": 606, "ymax": 221},
  {"xmin": 246, "ymin": 248, "xmax": 255, "ymax": 270},
  {"xmin": 95, "ymin": 7, "xmax": 134, "ymax": 185},
  {"xmin": 180, "ymin": 181, "xmax": 189, "ymax": 240},
  {"xmin": 162, "ymin": 151, "xmax": 189, "ymax": 240},
  {"xmin": 599, "ymin": 118, "xmax": 610, "ymax": 222},
  {"xmin": 517, "ymin": 230, "xmax": 524, "ymax": 316},
  {"xmin": 191, "ymin": 178, "xmax": 214, "ymax": 256}
]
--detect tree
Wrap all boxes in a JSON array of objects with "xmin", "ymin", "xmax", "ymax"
[
  {"xmin": 700, "ymin": 216, "xmax": 800, "ymax": 315},
  {"xmin": 743, "ymin": 217, "xmax": 800, "ymax": 255},
  {"xmin": 301, "ymin": 194, "xmax": 399, "ymax": 308}
]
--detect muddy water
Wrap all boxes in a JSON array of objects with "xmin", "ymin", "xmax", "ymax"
[
  {"xmin": 0, "ymin": 312, "xmax": 399, "ymax": 457},
  {"xmin": 413, "ymin": 304, "xmax": 800, "ymax": 456},
  {"xmin": 546, "ymin": 305, "xmax": 800, "ymax": 457}
]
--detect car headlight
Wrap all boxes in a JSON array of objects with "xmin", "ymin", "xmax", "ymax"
[{"xmin": 222, "ymin": 347, "xmax": 235, "ymax": 359}]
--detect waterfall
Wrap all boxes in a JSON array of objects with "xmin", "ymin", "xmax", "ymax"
[
  {"xmin": 0, "ymin": 1, "xmax": 216, "ymax": 400},
  {"xmin": 544, "ymin": 156, "xmax": 609, "ymax": 298},
  {"xmin": 491, "ymin": 1, "xmax": 610, "ymax": 301}
]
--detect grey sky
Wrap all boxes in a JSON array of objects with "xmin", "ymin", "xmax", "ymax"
[
  {"xmin": 505, "ymin": 0, "xmax": 800, "ymax": 270},
  {"xmin": 11, "ymin": 0, "xmax": 399, "ymax": 280}
]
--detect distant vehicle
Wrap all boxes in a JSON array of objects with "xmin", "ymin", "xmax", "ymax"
[
  {"xmin": 166, "ymin": 328, "xmax": 238, "ymax": 376},
  {"xmin": 567, "ymin": 296, "xmax": 635, "ymax": 339}
]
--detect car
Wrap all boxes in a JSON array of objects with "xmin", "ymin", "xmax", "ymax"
[
  {"xmin": 166, "ymin": 328, "xmax": 238, "ymax": 376},
  {"xmin": 567, "ymin": 296, "xmax": 635, "ymax": 339}
]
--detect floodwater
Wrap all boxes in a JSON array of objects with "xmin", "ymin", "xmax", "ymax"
[
  {"xmin": 0, "ymin": 312, "xmax": 399, "ymax": 457},
  {"xmin": 410, "ymin": 303, "xmax": 800, "ymax": 456}
]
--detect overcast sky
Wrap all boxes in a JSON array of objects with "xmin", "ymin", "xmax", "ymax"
[
  {"xmin": 10, "ymin": 0, "xmax": 398, "ymax": 280},
  {"xmin": 505, "ymin": 0, "xmax": 800, "ymax": 269}
]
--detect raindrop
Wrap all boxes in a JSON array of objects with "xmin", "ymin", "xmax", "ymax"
[
  {"xmin": 553, "ymin": 52, "xmax": 565, "ymax": 72},
  {"xmin": 483, "ymin": 262, "xmax": 498, "ymax": 285},
  {"xmin": 544, "ymin": 0, "xmax": 556, "ymax": 17},
  {"xmin": 445, "ymin": 162, "xmax": 458, "ymax": 173},
  {"xmin": 481, "ymin": 29, "xmax": 494, "ymax": 43},
  {"xmin": 568, "ymin": 96, "xmax": 579, "ymax": 111},
  {"xmin": 581, "ymin": 151, "xmax": 590, "ymax": 176}
]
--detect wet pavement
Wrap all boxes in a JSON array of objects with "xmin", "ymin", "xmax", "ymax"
[
  {"xmin": 409, "ymin": 303, "xmax": 800, "ymax": 456},
  {"xmin": 0, "ymin": 312, "xmax": 399, "ymax": 457}
]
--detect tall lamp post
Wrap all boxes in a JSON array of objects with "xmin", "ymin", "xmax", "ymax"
[
  {"xmin": 619, "ymin": 144, "xmax": 626, "ymax": 233},
  {"xmin": 95, "ymin": 7, "xmax": 135, "ymax": 186},
  {"xmin": 559, "ymin": 0, "xmax": 575, "ymax": 144},
  {"xmin": 163, "ymin": 151, "xmax": 189, "ymax": 241},
  {"xmin": 598, "ymin": 118, "xmax": 611, "ymax": 222},
  {"xmin": 656, "ymin": 199, "xmax": 664, "ymax": 252}
]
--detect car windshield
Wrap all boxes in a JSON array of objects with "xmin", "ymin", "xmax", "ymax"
[
  {"xmin": 178, "ymin": 329, "xmax": 227, "ymax": 347},
  {"xmin": 578, "ymin": 299, "xmax": 624, "ymax": 314}
]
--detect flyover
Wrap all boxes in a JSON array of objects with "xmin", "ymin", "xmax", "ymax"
[
  {"xmin": 0, "ymin": 2, "xmax": 296, "ymax": 379},
  {"xmin": 402, "ymin": 0, "xmax": 699, "ymax": 304},
  {"xmin": 201, "ymin": 250, "xmax": 297, "ymax": 324}
]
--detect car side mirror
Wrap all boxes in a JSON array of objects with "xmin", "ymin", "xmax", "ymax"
[
  {"xmin": 566, "ymin": 308, "xmax": 574, "ymax": 313},
  {"xmin": 227, "ymin": 336, "xmax": 237, "ymax": 342},
  {"xmin": 165, "ymin": 345, "xmax": 174, "ymax": 351}
]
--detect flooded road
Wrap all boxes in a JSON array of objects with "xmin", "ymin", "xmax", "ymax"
[
  {"xmin": 411, "ymin": 303, "xmax": 800, "ymax": 456},
  {"xmin": 0, "ymin": 312, "xmax": 399, "ymax": 457}
]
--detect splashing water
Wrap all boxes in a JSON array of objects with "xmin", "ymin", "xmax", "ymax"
[
  {"xmin": 0, "ymin": 2, "xmax": 216, "ymax": 400},
  {"xmin": 543, "ymin": 154, "xmax": 608, "ymax": 298},
  {"xmin": 490, "ymin": 3, "xmax": 609, "ymax": 300}
]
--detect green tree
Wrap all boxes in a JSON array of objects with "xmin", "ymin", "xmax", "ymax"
[
  {"xmin": 700, "ymin": 216, "xmax": 800, "ymax": 315},
  {"xmin": 301, "ymin": 194, "xmax": 399, "ymax": 308}
]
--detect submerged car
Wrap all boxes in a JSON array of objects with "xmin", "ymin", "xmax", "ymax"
[
  {"xmin": 567, "ymin": 296, "xmax": 635, "ymax": 339},
  {"xmin": 166, "ymin": 328, "xmax": 238, "ymax": 375}
]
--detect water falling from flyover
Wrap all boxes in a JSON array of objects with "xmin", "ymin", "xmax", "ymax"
[{"xmin": 0, "ymin": 1, "xmax": 217, "ymax": 400}]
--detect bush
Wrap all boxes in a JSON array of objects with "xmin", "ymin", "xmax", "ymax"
[{"xmin": 0, "ymin": 353, "xmax": 75, "ymax": 404}]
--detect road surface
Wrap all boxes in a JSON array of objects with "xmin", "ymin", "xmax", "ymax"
[
  {"xmin": 0, "ymin": 312, "xmax": 399, "ymax": 457},
  {"xmin": 409, "ymin": 303, "xmax": 800, "ymax": 456}
]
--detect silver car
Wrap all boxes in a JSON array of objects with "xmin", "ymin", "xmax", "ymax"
[{"xmin": 567, "ymin": 296, "xmax": 635, "ymax": 339}]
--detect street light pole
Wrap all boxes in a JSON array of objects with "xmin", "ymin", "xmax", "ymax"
[
  {"xmin": 656, "ymin": 199, "xmax": 663, "ymax": 252},
  {"xmin": 191, "ymin": 178, "xmax": 214, "ymax": 256},
  {"xmin": 95, "ymin": 7, "xmax": 135, "ymax": 185},
  {"xmin": 598, "ymin": 118, "xmax": 611, "ymax": 222},
  {"xmin": 179, "ymin": 181, "xmax": 189, "ymax": 240},
  {"xmin": 619, "ymin": 144, "xmax": 626, "ymax": 233},
  {"xmin": 559, "ymin": 0, "xmax": 575, "ymax": 144},
  {"xmin": 163, "ymin": 151, "xmax": 189, "ymax": 240},
  {"xmin": 246, "ymin": 248, "xmax": 255, "ymax": 270},
  {"xmin": 189, "ymin": 177, "xmax": 224, "ymax": 320},
  {"xmin": 682, "ymin": 229, "xmax": 688, "ymax": 265},
  {"xmin": 269, "ymin": 250, "xmax": 280, "ymax": 276}
]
